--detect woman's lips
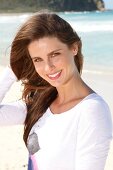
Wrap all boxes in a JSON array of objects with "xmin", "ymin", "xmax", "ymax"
[{"xmin": 47, "ymin": 70, "xmax": 62, "ymax": 80}]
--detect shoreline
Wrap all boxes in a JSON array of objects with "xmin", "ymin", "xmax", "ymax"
[
  {"xmin": 1, "ymin": 62, "xmax": 113, "ymax": 75},
  {"xmin": 0, "ymin": 64, "xmax": 113, "ymax": 114},
  {"xmin": 0, "ymin": 9, "xmax": 113, "ymax": 15}
]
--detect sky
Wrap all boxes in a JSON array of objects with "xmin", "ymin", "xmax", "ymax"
[{"xmin": 103, "ymin": 0, "xmax": 113, "ymax": 9}]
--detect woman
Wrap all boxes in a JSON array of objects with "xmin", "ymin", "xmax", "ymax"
[{"xmin": 0, "ymin": 12, "xmax": 112, "ymax": 170}]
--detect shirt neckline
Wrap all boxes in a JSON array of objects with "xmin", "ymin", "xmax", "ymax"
[{"xmin": 47, "ymin": 92, "xmax": 97, "ymax": 116}]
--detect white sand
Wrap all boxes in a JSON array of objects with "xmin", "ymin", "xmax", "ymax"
[{"xmin": 0, "ymin": 65, "xmax": 113, "ymax": 170}]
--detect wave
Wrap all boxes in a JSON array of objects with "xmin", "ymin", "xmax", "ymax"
[
  {"xmin": 83, "ymin": 69, "xmax": 113, "ymax": 75},
  {"xmin": 70, "ymin": 21, "xmax": 113, "ymax": 32},
  {"xmin": 0, "ymin": 14, "xmax": 30, "ymax": 23},
  {"xmin": 0, "ymin": 13, "xmax": 113, "ymax": 32},
  {"xmin": 63, "ymin": 10, "xmax": 105, "ymax": 15}
]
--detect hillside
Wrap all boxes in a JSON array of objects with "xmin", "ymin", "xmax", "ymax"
[{"xmin": 0, "ymin": 0, "xmax": 105, "ymax": 13}]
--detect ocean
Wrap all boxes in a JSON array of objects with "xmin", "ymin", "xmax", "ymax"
[{"xmin": 0, "ymin": 10, "xmax": 113, "ymax": 73}]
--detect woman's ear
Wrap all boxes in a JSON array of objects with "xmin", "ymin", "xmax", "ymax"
[{"xmin": 72, "ymin": 43, "xmax": 78, "ymax": 56}]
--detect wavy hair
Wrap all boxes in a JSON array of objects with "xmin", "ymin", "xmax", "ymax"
[{"xmin": 10, "ymin": 12, "xmax": 83, "ymax": 145}]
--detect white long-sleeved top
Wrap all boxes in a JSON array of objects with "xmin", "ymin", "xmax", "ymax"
[
  {"xmin": 0, "ymin": 67, "xmax": 113, "ymax": 170},
  {"xmin": 0, "ymin": 66, "xmax": 27, "ymax": 125}
]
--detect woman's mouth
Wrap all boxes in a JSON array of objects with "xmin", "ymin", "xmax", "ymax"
[{"xmin": 47, "ymin": 70, "xmax": 62, "ymax": 80}]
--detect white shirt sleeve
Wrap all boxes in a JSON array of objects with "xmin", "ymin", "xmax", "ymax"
[
  {"xmin": 75, "ymin": 99, "xmax": 113, "ymax": 170},
  {"xmin": 0, "ymin": 66, "xmax": 27, "ymax": 126},
  {"xmin": 0, "ymin": 100, "xmax": 27, "ymax": 125},
  {"xmin": 0, "ymin": 66, "xmax": 17, "ymax": 102}
]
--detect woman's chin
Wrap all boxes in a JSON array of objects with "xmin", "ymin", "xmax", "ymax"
[{"xmin": 48, "ymin": 80, "xmax": 65, "ymax": 88}]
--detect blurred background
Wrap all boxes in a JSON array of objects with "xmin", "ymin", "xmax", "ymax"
[
  {"xmin": 0, "ymin": 0, "xmax": 113, "ymax": 71},
  {"xmin": 0, "ymin": 0, "xmax": 113, "ymax": 170}
]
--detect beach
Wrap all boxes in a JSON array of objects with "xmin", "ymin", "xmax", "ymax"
[
  {"xmin": 0, "ymin": 65, "xmax": 113, "ymax": 170},
  {"xmin": 0, "ymin": 11, "xmax": 113, "ymax": 170}
]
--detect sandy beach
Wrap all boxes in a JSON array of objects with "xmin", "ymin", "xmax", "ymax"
[{"xmin": 0, "ymin": 65, "xmax": 113, "ymax": 170}]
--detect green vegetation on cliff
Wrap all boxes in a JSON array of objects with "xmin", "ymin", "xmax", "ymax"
[{"xmin": 0, "ymin": 0, "xmax": 105, "ymax": 13}]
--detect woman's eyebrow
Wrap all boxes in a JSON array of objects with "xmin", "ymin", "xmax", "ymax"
[
  {"xmin": 47, "ymin": 49, "xmax": 62, "ymax": 56},
  {"xmin": 31, "ymin": 49, "xmax": 62, "ymax": 59},
  {"xmin": 31, "ymin": 56, "xmax": 41, "ymax": 60}
]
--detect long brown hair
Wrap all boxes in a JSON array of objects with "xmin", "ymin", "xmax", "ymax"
[{"xmin": 10, "ymin": 12, "xmax": 83, "ymax": 145}]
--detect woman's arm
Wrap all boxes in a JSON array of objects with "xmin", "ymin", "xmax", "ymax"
[
  {"xmin": 0, "ymin": 66, "xmax": 27, "ymax": 125},
  {"xmin": 0, "ymin": 66, "xmax": 17, "ymax": 102},
  {"xmin": 0, "ymin": 100, "xmax": 27, "ymax": 125},
  {"xmin": 75, "ymin": 99, "xmax": 113, "ymax": 170}
]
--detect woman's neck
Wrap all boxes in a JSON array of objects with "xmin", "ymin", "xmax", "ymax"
[{"xmin": 55, "ymin": 76, "xmax": 94, "ymax": 105}]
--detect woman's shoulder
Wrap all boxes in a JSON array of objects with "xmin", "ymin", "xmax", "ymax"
[
  {"xmin": 79, "ymin": 93, "xmax": 112, "ymax": 125},
  {"xmin": 81, "ymin": 93, "xmax": 110, "ymax": 111}
]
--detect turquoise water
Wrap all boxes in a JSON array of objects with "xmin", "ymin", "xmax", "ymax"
[{"xmin": 0, "ymin": 10, "xmax": 113, "ymax": 72}]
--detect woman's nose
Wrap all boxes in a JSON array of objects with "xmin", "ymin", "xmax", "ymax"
[{"xmin": 45, "ymin": 61, "xmax": 55, "ymax": 72}]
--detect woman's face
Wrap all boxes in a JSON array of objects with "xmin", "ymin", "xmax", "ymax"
[{"xmin": 28, "ymin": 37, "xmax": 78, "ymax": 87}]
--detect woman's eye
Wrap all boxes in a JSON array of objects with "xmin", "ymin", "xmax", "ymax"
[
  {"xmin": 52, "ymin": 53, "xmax": 60, "ymax": 57},
  {"xmin": 33, "ymin": 58, "xmax": 43, "ymax": 62}
]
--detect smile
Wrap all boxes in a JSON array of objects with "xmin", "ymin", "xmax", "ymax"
[{"xmin": 47, "ymin": 70, "xmax": 62, "ymax": 80}]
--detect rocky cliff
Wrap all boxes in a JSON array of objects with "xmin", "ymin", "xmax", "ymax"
[
  {"xmin": 48, "ymin": 0, "xmax": 105, "ymax": 11},
  {"xmin": 0, "ymin": 0, "xmax": 105, "ymax": 12}
]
